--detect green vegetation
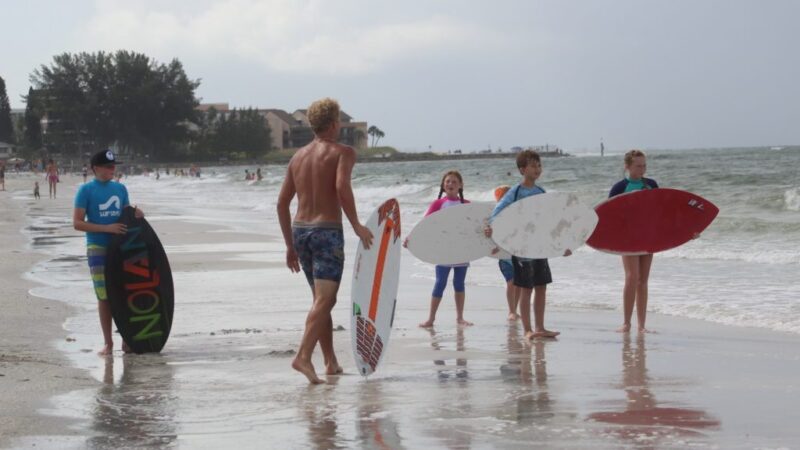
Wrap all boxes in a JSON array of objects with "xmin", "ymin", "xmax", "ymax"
[
  {"xmin": 192, "ymin": 107, "xmax": 271, "ymax": 161},
  {"xmin": 23, "ymin": 87, "xmax": 42, "ymax": 153},
  {"xmin": 29, "ymin": 51, "xmax": 199, "ymax": 160},
  {"xmin": 367, "ymin": 125, "xmax": 385, "ymax": 147},
  {"xmin": 0, "ymin": 76, "xmax": 13, "ymax": 143}
]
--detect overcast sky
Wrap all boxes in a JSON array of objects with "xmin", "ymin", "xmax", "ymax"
[{"xmin": 2, "ymin": 0, "xmax": 798, "ymax": 153}]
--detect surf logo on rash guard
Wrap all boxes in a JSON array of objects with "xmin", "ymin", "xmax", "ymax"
[{"xmin": 99, "ymin": 195, "xmax": 122, "ymax": 218}]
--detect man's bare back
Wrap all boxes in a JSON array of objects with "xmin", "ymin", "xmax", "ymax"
[{"xmin": 288, "ymin": 139, "xmax": 353, "ymax": 224}]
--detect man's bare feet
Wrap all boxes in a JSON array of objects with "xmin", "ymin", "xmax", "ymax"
[
  {"xmin": 638, "ymin": 327, "xmax": 655, "ymax": 334},
  {"xmin": 97, "ymin": 344, "xmax": 113, "ymax": 356},
  {"xmin": 531, "ymin": 329, "xmax": 560, "ymax": 338},
  {"xmin": 507, "ymin": 313, "xmax": 520, "ymax": 321},
  {"xmin": 419, "ymin": 320, "xmax": 435, "ymax": 328},
  {"xmin": 122, "ymin": 341, "xmax": 133, "ymax": 354},
  {"xmin": 325, "ymin": 363, "xmax": 344, "ymax": 375},
  {"xmin": 457, "ymin": 319, "xmax": 474, "ymax": 327},
  {"xmin": 292, "ymin": 358, "xmax": 324, "ymax": 384},
  {"xmin": 617, "ymin": 324, "xmax": 631, "ymax": 333}
]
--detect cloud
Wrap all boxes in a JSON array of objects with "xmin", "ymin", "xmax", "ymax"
[{"xmin": 79, "ymin": 0, "xmax": 503, "ymax": 75}]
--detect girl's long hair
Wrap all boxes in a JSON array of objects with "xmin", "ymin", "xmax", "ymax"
[{"xmin": 437, "ymin": 170, "xmax": 465, "ymax": 203}]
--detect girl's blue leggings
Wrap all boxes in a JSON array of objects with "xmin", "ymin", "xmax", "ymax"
[{"xmin": 432, "ymin": 265, "xmax": 467, "ymax": 298}]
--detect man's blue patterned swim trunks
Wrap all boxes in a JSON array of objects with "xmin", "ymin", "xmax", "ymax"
[{"xmin": 292, "ymin": 222, "xmax": 345, "ymax": 286}]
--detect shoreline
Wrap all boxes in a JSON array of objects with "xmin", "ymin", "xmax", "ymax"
[
  {"xmin": 18, "ymin": 148, "xmax": 572, "ymax": 172},
  {"xmin": 0, "ymin": 175, "xmax": 93, "ymax": 447},
  {"xmin": 1, "ymin": 171, "xmax": 799, "ymax": 448}
]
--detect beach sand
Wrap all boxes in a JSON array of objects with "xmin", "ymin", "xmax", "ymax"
[
  {"xmin": 0, "ymin": 175, "xmax": 95, "ymax": 447},
  {"xmin": 2, "ymin": 173, "xmax": 799, "ymax": 449}
]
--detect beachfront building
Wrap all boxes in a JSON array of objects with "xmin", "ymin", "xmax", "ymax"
[
  {"xmin": 195, "ymin": 103, "xmax": 369, "ymax": 151},
  {"xmin": 0, "ymin": 141, "xmax": 15, "ymax": 158},
  {"xmin": 262, "ymin": 109, "xmax": 303, "ymax": 150}
]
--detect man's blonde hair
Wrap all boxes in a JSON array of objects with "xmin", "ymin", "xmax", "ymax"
[{"xmin": 307, "ymin": 98, "xmax": 340, "ymax": 134}]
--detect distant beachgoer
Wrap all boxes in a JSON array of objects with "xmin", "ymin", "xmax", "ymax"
[
  {"xmin": 34, "ymin": 181, "xmax": 40, "ymax": 199},
  {"xmin": 46, "ymin": 159, "xmax": 59, "ymax": 198},
  {"xmin": 256, "ymin": 168, "xmax": 263, "ymax": 181},
  {"xmin": 0, "ymin": 164, "xmax": 5, "ymax": 191},
  {"xmin": 405, "ymin": 170, "xmax": 474, "ymax": 328},
  {"xmin": 156, "ymin": 169, "xmax": 160, "ymax": 180},
  {"xmin": 73, "ymin": 149, "xmax": 144, "ymax": 355},
  {"xmin": 245, "ymin": 169, "xmax": 251, "ymax": 181},
  {"xmin": 82, "ymin": 164, "xmax": 88, "ymax": 183},
  {"xmin": 493, "ymin": 185, "xmax": 520, "ymax": 321},
  {"xmin": 277, "ymin": 97, "xmax": 373, "ymax": 384},
  {"xmin": 486, "ymin": 150, "xmax": 571, "ymax": 340},
  {"xmin": 609, "ymin": 150, "xmax": 659, "ymax": 333}
]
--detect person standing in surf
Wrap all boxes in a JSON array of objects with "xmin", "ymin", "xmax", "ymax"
[
  {"xmin": 609, "ymin": 149, "xmax": 659, "ymax": 333},
  {"xmin": 73, "ymin": 149, "xmax": 144, "ymax": 355},
  {"xmin": 493, "ymin": 185, "xmax": 521, "ymax": 321},
  {"xmin": 277, "ymin": 97, "xmax": 374, "ymax": 385},
  {"xmin": 45, "ymin": 158, "xmax": 59, "ymax": 199},
  {"xmin": 407, "ymin": 170, "xmax": 474, "ymax": 328},
  {"xmin": 485, "ymin": 150, "xmax": 570, "ymax": 340}
]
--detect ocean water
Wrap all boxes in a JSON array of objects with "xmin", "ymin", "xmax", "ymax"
[
  {"xmin": 14, "ymin": 146, "xmax": 800, "ymax": 448},
  {"xmin": 21, "ymin": 146, "xmax": 800, "ymax": 339},
  {"xmin": 101, "ymin": 146, "xmax": 800, "ymax": 335}
]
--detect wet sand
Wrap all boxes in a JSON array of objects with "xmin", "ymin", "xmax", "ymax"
[
  {"xmin": 0, "ymin": 175, "xmax": 94, "ymax": 447},
  {"xmin": 2, "ymin": 173, "xmax": 800, "ymax": 448}
]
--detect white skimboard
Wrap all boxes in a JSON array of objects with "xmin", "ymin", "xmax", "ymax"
[
  {"xmin": 406, "ymin": 202, "xmax": 500, "ymax": 265},
  {"xmin": 351, "ymin": 199, "xmax": 402, "ymax": 377},
  {"xmin": 491, "ymin": 192, "xmax": 598, "ymax": 259}
]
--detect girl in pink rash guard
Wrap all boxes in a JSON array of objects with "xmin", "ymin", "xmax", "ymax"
[{"xmin": 411, "ymin": 170, "xmax": 474, "ymax": 328}]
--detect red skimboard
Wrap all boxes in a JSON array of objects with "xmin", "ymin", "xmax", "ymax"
[{"xmin": 587, "ymin": 188, "xmax": 719, "ymax": 255}]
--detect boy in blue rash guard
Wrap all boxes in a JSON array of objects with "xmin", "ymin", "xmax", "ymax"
[
  {"xmin": 494, "ymin": 185, "xmax": 520, "ymax": 321},
  {"xmin": 611, "ymin": 149, "xmax": 658, "ymax": 333},
  {"xmin": 485, "ymin": 150, "xmax": 571, "ymax": 340},
  {"xmin": 73, "ymin": 149, "xmax": 144, "ymax": 356}
]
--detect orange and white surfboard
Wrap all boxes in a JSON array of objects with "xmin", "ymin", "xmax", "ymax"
[{"xmin": 351, "ymin": 198, "xmax": 402, "ymax": 377}]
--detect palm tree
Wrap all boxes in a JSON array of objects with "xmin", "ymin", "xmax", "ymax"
[{"xmin": 368, "ymin": 125, "xmax": 378, "ymax": 147}]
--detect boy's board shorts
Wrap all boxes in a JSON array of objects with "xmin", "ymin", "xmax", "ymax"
[
  {"xmin": 511, "ymin": 256, "xmax": 552, "ymax": 289},
  {"xmin": 87, "ymin": 245, "xmax": 107, "ymax": 301},
  {"xmin": 292, "ymin": 222, "xmax": 345, "ymax": 286}
]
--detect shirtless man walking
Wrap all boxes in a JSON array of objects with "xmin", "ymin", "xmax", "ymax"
[{"xmin": 277, "ymin": 98, "xmax": 373, "ymax": 384}]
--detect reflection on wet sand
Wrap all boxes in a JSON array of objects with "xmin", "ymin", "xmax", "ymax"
[
  {"xmin": 300, "ymin": 380, "xmax": 344, "ymax": 450},
  {"xmin": 499, "ymin": 324, "xmax": 554, "ymax": 425},
  {"xmin": 87, "ymin": 355, "xmax": 177, "ymax": 449},
  {"xmin": 589, "ymin": 334, "xmax": 720, "ymax": 444},
  {"xmin": 429, "ymin": 327, "xmax": 468, "ymax": 381},
  {"xmin": 355, "ymin": 380, "xmax": 405, "ymax": 450},
  {"xmin": 426, "ymin": 327, "xmax": 473, "ymax": 449}
]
